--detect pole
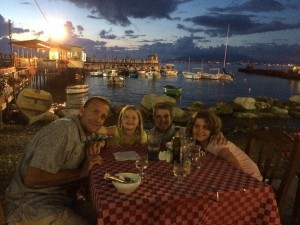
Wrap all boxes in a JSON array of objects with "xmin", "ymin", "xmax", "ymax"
[
  {"xmin": 223, "ymin": 24, "xmax": 230, "ymax": 69},
  {"xmin": 8, "ymin": 19, "xmax": 14, "ymax": 67}
]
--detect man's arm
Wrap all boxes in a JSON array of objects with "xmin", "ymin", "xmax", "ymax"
[
  {"xmin": 24, "ymin": 155, "xmax": 103, "ymax": 186},
  {"xmin": 24, "ymin": 142, "xmax": 103, "ymax": 187}
]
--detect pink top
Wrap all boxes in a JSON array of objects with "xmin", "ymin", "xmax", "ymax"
[{"xmin": 207, "ymin": 140, "xmax": 263, "ymax": 181}]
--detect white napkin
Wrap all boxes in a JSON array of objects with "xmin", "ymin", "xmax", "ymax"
[{"xmin": 113, "ymin": 151, "xmax": 138, "ymax": 161}]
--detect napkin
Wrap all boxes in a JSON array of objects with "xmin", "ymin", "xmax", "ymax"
[{"xmin": 113, "ymin": 151, "xmax": 138, "ymax": 161}]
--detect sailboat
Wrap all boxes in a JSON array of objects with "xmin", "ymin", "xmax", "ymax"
[
  {"xmin": 182, "ymin": 57, "xmax": 200, "ymax": 79},
  {"xmin": 219, "ymin": 24, "xmax": 234, "ymax": 81}
]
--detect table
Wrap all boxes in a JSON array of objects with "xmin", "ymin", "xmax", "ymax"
[{"xmin": 90, "ymin": 145, "xmax": 281, "ymax": 225}]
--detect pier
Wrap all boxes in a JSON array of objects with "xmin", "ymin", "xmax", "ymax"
[{"xmin": 84, "ymin": 54, "xmax": 160, "ymax": 73}]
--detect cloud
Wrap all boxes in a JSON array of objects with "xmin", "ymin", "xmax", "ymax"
[
  {"xmin": 0, "ymin": 15, "xmax": 8, "ymax": 38},
  {"xmin": 63, "ymin": 21, "xmax": 86, "ymax": 40},
  {"xmin": 184, "ymin": 13, "xmax": 300, "ymax": 37},
  {"xmin": 65, "ymin": 0, "xmax": 192, "ymax": 26},
  {"xmin": 208, "ymin": 0, "xmax": 285, "ymax": 13},
  {"xmin": 124, "ymin": 30, "xmax": 145, "ymax": 39},
  {"xmin": 99, "ymin": 29, "xmax": 117, "ymax": 39},
  {"xmin": 177, "ymin": 23, "xmax": 203, "ymax": 33},
  {"xmin": 0, "ymin": 15, "xmax": 30, "ymax": 38}
]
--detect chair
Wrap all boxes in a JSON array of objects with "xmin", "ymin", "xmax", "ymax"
[
  {"xmin": 0, "ymin": 201, "xmax": 5, "ymax": 225},
  {"xmin": 245, "ymin": 126, "xmax": 300, "ymax": 213}
]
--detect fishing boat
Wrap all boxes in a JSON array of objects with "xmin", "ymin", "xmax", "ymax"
[
  {"xmin": 89, "ymin": 70, "xmax": 103, "ymax": 76},
  {"xmin": 107, "ymin": 76, "xmax": 125, "ymax": 86},
  {"xmin": 16, "ymin": 88, "xmax": 53, "ymax": 125},
  {"xmin": 145, "ymin": 71, "xmax": 161, "ymax": 79},
  {"xmin": 65, "ymin": 84, "xmax": 89, "ymax": 94},
  {"xmin": 163, "ymin": 85, "xmax": 182, "ymax": 96}
]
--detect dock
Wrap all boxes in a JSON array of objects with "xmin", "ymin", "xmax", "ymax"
[{"xmin": 238, "ymin": 65, "xmax": 300, "ymax": 80}]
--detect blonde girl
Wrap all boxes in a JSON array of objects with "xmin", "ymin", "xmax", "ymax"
[{"xmin": 99, "ymin": 105, "xmax": 147, "ymax": 147}]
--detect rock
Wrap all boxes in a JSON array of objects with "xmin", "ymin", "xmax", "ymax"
[
  {"xmin": 233, "ymin": 112, "xmax": 260, "ymax": 119},
  {"xmin": 255, "ymin": 101, "xmax": 272, "ymax": 110},
  {"xmin": 270, "ymin": 106, "xmax": 289, "ymax": 117},
  {"xmin": 56, "ymin": 108, "xmax": 79, "ymax": 117},
  {"xmin": 209, "ymin": 102, "xmax": 233, "ymax": 114},
  {"xmin": 233, "ymin": 97, "xmax": 256, "ymax": 110},
  {"xmin": 140, "ymin": 93, "xmax": 176, "ymax": 116},
  {"xmin": 289, "ymin": 95, "xmax": 300, "ymax": 104},
  {"xmin": 186, "ymin": 102, "xmax": 205, "ymax": 112},
  {"xmin": 172, "ymin": 107, "xmax": 188, "ymax": 122}
]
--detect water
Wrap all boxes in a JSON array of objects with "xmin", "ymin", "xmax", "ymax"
[
  {"xmin": 86, "ymin": 63, "xmax": 300, "ymax": 108},
  {"xmin": 43, "ymin": 63, "xmax": 300, "ymax": 108}
]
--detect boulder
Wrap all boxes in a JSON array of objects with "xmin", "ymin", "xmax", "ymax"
[
  {"xmin": 289, "ymin": 95, "xmax": 300, "ymax": 104},
  {"xmin": 233, "ymin": 97, "xmax": 256, "ymax": 110},
  {"xmin": 140, "ymin": 93, "xmax": 176, "ymax": 116},
  {"xmin": 186, "ymin": 102, "xmax": 205, "ymax": 112},
  {"xmin": 209, "ymin": 102, "xmax": 233, "ymax": 114}
]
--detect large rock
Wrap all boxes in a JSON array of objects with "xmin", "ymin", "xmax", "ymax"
[
  {"xmin": 233, "ymin": 97, "xmax": 256, "ymax": 110},
  {"xmin": 140, "ymin": 93, "xmax": 176, "ymax": 115},
  {"xmin": 289, "ymin": 95, "xmax": 300, "ymax": 104},
  {"xmin": 209, "ymin": 102, "xmax": 233, "ymax": 115}
]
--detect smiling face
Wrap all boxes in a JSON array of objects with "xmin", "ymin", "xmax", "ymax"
[
  {"xmin": 121, "ymin": 109, "xmax": 139, "ymax": 131},
  {"xmin": 79, "ymin": 98, "xmax": 110, "ymax": 135},
  {"xmin": 154, "ymin": 108, "xmax": 172, "ymax": 132},
  {"xmin": 192, "ymin": 118, "xmax": 211, "ymax": 146}
]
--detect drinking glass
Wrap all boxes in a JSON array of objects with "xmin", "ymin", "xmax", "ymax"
[
  {"xmin": 191, "ymin": 145, "xmax": 205, "ymax": 170},
  {"xmin": 146, "ymin": 130, "xmax": 161, "ymax": 161},
  {"xmin": 173, "ymin": 161, "xmax": 187, "ymax": 187},
  {"xmin": 135, "ymin": 154, "xmax": 149, "ymax": 178}
]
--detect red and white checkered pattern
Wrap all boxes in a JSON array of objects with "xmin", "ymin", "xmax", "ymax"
[{"xmin": 90, "ymin": 145, "xmax": 281, "ymax": 225}]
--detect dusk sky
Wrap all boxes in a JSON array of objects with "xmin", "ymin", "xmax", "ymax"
[{"xmin": 0, "ymin": 0, "xmax": 299, "ymax": 64}]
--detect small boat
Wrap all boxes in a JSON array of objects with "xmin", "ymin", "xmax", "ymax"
[
  {"xmin": 107, "ymin": 76, "xmax": 125, "ymax": 86},
  {"xmin": 163, "ymin": 85, "xmax": 182, "ymax": 96},
  {"xmin": 65, "ymin": 84, "xmax": 89, "ymax": 94},
  {"xmin": 89, "ymin": 70, "xmax": 103, "ymax": 76},
  {"xmin": 145, "ymin": 71, "xmax": 161, "ymax": 79},
  {"xmin": 16, "ymin": 88, "xmax": 52, "ymax": 125},
  {"xmin": 129, "ymin": 72, "xmax": 138, "ymax": 79}
]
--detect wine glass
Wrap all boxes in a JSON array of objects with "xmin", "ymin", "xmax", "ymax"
[
  {"xmin": 191, "ymin": 146, "xmax": 206, "ymax": 170},
  {"xmin": 173, "ymin": 161, "xmax": 187, "ymax": 187},
  {"xmin": 135, "ymin": 154, "xmax": 149, "ymax": 178}
]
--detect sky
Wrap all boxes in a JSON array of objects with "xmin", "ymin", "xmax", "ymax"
[{"xmin": 0, "ymin": 0, "xmax": 300, "ymax": 64}]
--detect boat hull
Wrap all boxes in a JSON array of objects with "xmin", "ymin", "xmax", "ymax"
[
  {"xmin": 65, "ymin": 84, "xmax": 90, "ymax": 94},
  {"xmin": 163, "ymin": 85, "xmax": 182, "ymax": 96},
  {"xmin": 16, "ymin": 88, "xmax": 52, "ymax": 125}
]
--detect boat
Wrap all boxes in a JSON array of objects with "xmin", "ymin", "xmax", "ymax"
[
  {"xmin": 103, "ymin": 69, "xmax": 118, "ymax": 77},
  {"xmin": 163, "ymin": 85, "xmax": 182, "ymax": 96},
  {"xmin": 161, "ymin": 64, "xmax": 178, "ymax": 76},
  {"xmin": 107, "ymin": 76, "xmax": 125, "ymax": 86},
  {"xmin": 128, "ymin": 72, "xmax": 138, "ymax": 79},
  {"xmin": 16, "ymin": 88, "xmax": 52, "ymax": 125},
  {"xmin": 145, "ymin": 71, "xmax": 161, "ymax": 79},
  {"xmin": 182, "ymin": 57, "xmax": 197, "ymax": 79},
  {"xmin": 65, "ymin": 84, "xmax": 89, "ymax": 94},
  {"xmin": 201, "ymin": 68, "xmax": 222, "ymax": 80},
  {"xmin": 89, "ymin": 70, "xmax": 103, "ymax": 76}
]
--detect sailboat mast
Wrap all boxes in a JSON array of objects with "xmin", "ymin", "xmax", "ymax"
[{"xmin": 223, "ymin": 24, "xmax": 230, "ymax": 68}]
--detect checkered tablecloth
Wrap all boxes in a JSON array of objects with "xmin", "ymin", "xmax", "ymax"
[{"xmin": 90, "ymin": 145, "xmax": 281, "ymax": 225}]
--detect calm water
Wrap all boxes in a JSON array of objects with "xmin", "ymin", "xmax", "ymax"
[{"xmin": 44, "ymin": 63, "xmax": 300, "ymax": 108}]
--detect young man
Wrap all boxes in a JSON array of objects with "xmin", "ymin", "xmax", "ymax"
[
  {"xmin": 150, "ymin": 102, "xmax": 175, "ymax": 144},
  {"xmin": 5, "ymin": 96, "xmax": 111, "ymax": 225}
]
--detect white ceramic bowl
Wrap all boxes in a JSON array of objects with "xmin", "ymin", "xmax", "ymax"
[{"xmin": 112, "ymin": 172, "xmax": 141, "ymax": 194}]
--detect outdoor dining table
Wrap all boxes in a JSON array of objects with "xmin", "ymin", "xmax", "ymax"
[{"xmin": 89, "ymin": 144, "xmax": 281, "ymax": 225}]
